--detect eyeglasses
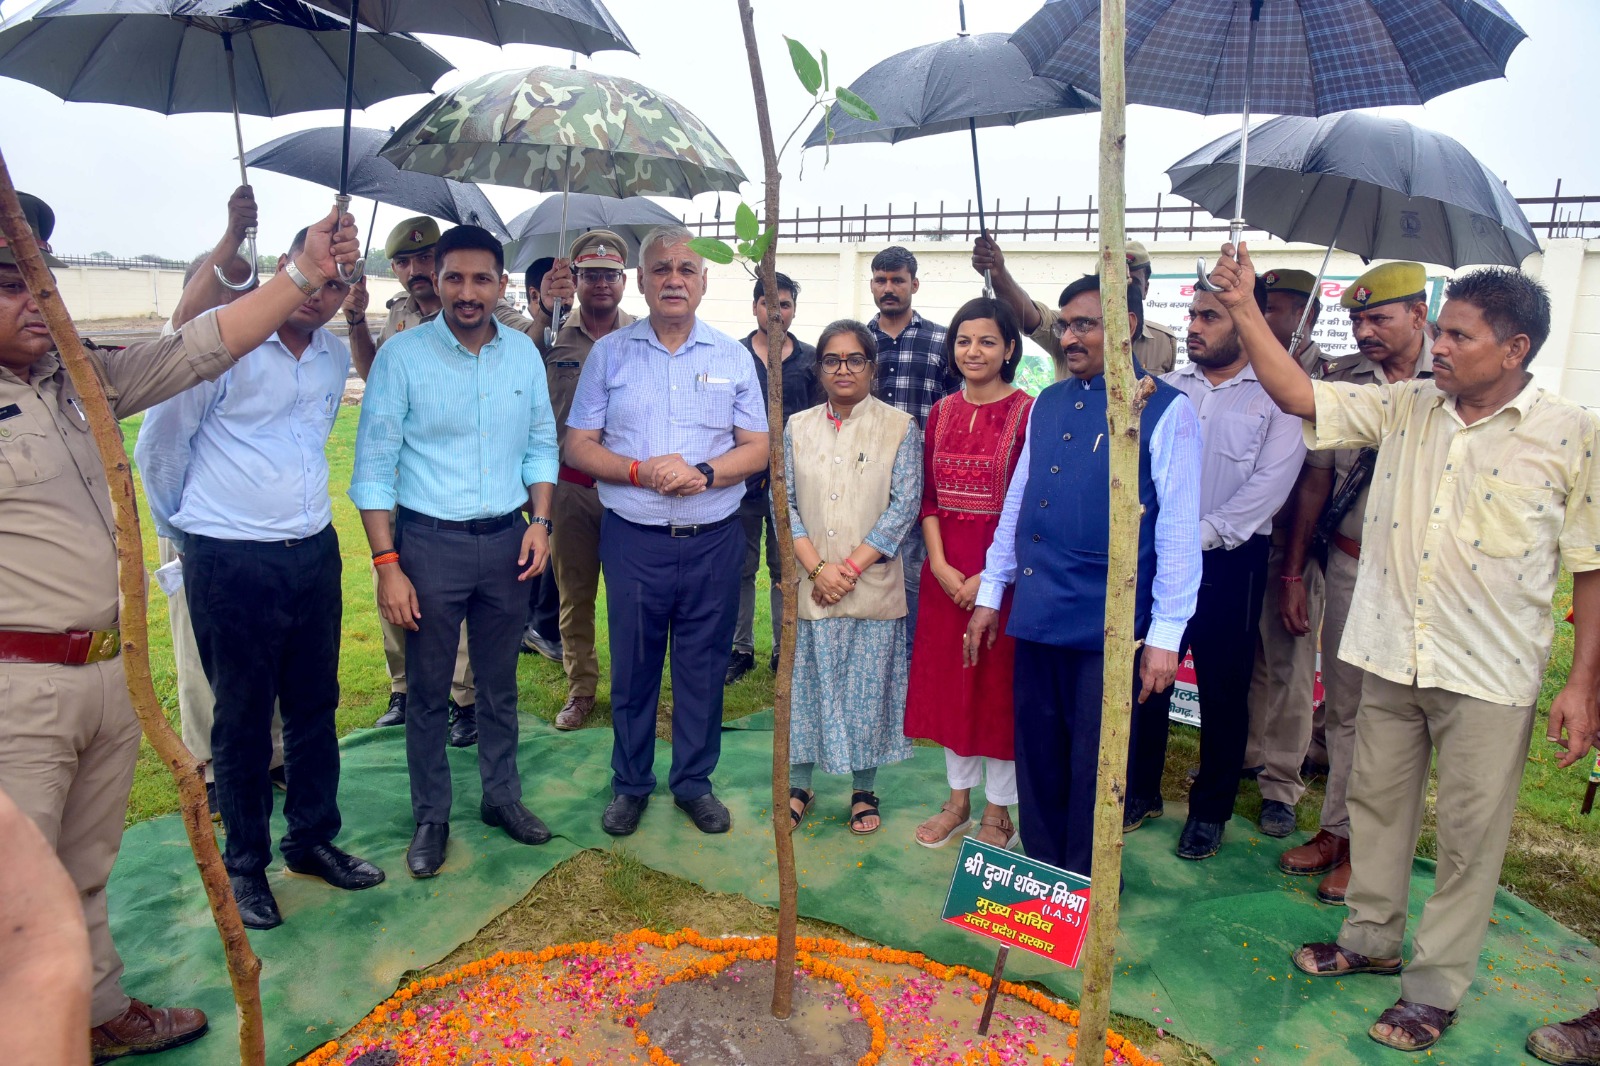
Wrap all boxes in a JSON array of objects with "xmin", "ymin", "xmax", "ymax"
[
  {"xmin": 577, "ymin": 268, "xmax": 624, "ymax": 283},
  {"xmin": 1051, "ymin": 316, "xmax": 1104, "ymax": 339},
  {"xmin": 821, "ymin": 354, "xmax": 870, "ymax": 373}
]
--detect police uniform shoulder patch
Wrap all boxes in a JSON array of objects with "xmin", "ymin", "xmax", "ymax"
[{"xmin": 1145, "ymin": 319, "xmax": 1177, "ymax": 338}]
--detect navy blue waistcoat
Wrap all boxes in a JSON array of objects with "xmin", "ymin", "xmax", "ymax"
[{"xmin": 1007, "ymin": 368, "xmax": 1181, "ymax": 650}]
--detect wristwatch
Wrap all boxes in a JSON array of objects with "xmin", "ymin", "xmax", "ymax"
[
  {"xmin": 530, "ymin": 516, "xmax": 553, "ymax": 533},
  {"xmin": 695, "ymin": 462, "xmax": 715, "ymax": 488}
]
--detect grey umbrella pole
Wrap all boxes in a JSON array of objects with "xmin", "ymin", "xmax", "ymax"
[
  {"xmin": 361, "ymin": 197, "xmax": 379, "ymax": 261},
  {"xmin": 1196, "ymin": 0, "xmax": 1264, "ymax": 293},
  {"xmin": 545, "ymin": 144, "xmax": 575, "ymax": 348},
  {"xmin": 334, "ymin": 16, "xmax": 363, "ymax": 283},
  {"xmin": 1288, "ymin": 179, "xmax": 1356, "ymax": 355},
  {"xmin": 970, "ymin": 119, "xmax": 994, "ymax": 298},
  {"xmin": 214, "ymin": 33, "xmax": 258, "ymax": 292}
]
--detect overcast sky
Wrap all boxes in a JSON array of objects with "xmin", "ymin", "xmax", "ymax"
[{"xmin": 0, "ymin": 0, "xmax": 1592, "ymax": 260}]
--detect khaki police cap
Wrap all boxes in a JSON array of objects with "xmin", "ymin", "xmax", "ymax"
[
  {"xmin": 570, "ymin": 229, "xmax": 627, "ymax": 269},
  {"xmin": 1342, "ymin": 261, "xmax": 1427, "ymax": 310},
  {"xmin": 1093, "ymin": 239, "xmax": 1152, "ymax": 274},
  {"xmin": 0, "ymin": 192, "xmax": 65, "ymax": 269},
  {"xmin": 1262, "ymin": 268, "xmax": 1318, "ymax": 298},
  {"xmin": 385, "ymin": 216, "xmax": 440, "ymax": 260}
]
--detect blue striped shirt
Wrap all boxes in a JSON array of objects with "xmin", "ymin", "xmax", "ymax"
[
  {"xmin": 567, "ymin": 316, "xmax": 768, "ymax": 525},
  {"xmin": 349, "ymin": 313, "xmax": 558, "ymax": 520}
]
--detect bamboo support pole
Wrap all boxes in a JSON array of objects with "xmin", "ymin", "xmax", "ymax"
[
  {"xmin": 0, "ymin": 148, "xmax": 266, "ymax": 1065},
  {"xmin": 734, "ymin": 0, "xmax": 800, "ymax": 1019},
  {"xmin": 1078, "ymin": 0, "xmax": 1137, "ymax": 1058}
]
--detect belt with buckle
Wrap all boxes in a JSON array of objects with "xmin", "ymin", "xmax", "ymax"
[
  {"xmin": 397, "ymin": 505, "xmax": 518, "ymax": 535},
  {"xmin": 620, "ymin": 513, "xmax": 739, "ymax": 539},
  {"xmin": 0, "ymin": 628, "xmax": 121, "ymax": 665},
  {"xmin": 1332, "ymin": 531, "xmax": 1361, "ymax": 560}
]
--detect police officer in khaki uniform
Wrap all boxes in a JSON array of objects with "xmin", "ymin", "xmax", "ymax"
[
  {"xmin": 343, "ymin": 217, "xmax": 477, "ymax": 737},
  {"xmin": 0, "ymin": 192, "xmax": 358, "ymax": 1060},
  {"xmin": 970, "ymin": 235, "xmax": 1177, "ymax": 377},
  {"xmin": 1277, "ymin": 261, "xmax": 1433, "ymax": 905},
  {"xmin": 524, "ymin": 230, "xmax": 637, "ymax": 729},
  {"xmin": 1244, "ymin": 269, "xmax": 1331, "ymax": 836}
]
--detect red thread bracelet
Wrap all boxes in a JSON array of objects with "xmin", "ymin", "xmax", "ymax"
[
  {"xmin": 842, "ymin": 558, "xmax": 862, "ymax": 578},
  {"xmin": 373, "ymin": 551, "xmax": 400, "ymax": 567},
  {"xmin": 1280, "ymin": 574, "xmax": 1303, "ymax": 584},
  {"xmin": 628, "ymin": 460, "xmax": 642, "ymax": 487}
]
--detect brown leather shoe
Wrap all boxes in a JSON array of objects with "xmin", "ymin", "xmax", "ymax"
[
  {"xmin": 1318, "ymin": 859, "xmax": 1352, "ymax": 905},
  {"xmin": 1280, "ymin": 828, "xmax": 1350, "ymax": 876},
  {"xmin": 554, "ymin": 694, "xmax": 594, "ymax": 731},
  {"xmin": 1528, "ymin": 1002, "xmax": 1600, "ymax": 1065},
  {"xmin": 91, "ymin": 999, "xmax": 208, "ymax": 1062}
]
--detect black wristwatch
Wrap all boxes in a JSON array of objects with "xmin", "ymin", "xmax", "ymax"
[{"xmin": 695, "ymin": 462, "xmax": 715, "ymax": 488}]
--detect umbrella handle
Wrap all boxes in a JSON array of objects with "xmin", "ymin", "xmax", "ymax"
[
  {"xmin": 215, "ymin": 228, "xmax": 258, "ymax": 292},
  {"xmin": 1194, "ymin": 221, "xmax": 1244, "ymax": 293},
  {"xmin": 334, "ymin": 194, "xmax": 365, "ymax": 284}
]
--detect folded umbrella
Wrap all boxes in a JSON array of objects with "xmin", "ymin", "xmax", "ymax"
[{"xmin": 501, "ymin": 192, "xmax": 680, "ymax": 273}]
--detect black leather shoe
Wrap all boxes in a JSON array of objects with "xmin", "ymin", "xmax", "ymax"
[
  {"xmin": 375, "ymin": 692, "xmax": 407, "ymax": 728},
  {"xmin": 1122, "ymin": 794, "xmax": 1164, "ymax": 834},
  {"xmin": 1176, "ymin": 817, "xmax": 1225, "ymax": 860},
  {"xmin": 481, "ymin": 800, "xmax": 552, "ymax": 845},
  {"xmin": 269, "ymin": 765, "xmax": 288, "ymax": 792},
  {"xmin": 769, "ymin": 648, "xmax": 779, "ymax": 672},
  {"xmin": 675, "ymin": 792, "xmax": 731, "ymax": 834},
  {"xmin": 205, "ymin": 781, "xmax": 221, "ymax": 825},
  {"xmin": 286, "ymin": 843, "xmax": 386, "ymax": 890},
  {"xmin": 601, "ymin": 793, "xmax": 648, "ymax": 836},
  {"xmin": 448, "ymin": 701, "xmax": 477, "ymax": 747},
  {"xmin": 407, "ymin": 823, "xmax": 449, "ymax": 878},
  {"xmin": 1258, "ymin": 799, "xmax": 1298, "ymax": 839},
  {"xmin": 228, "ymin": 873, "xmax": 282, "ymax": 930},
  {"xmin": 724, "ymin": 650, "xmax": 756, "ymax": 686},
  {"xmin": 521, "ymin": 624, "xmax": 564, "ymax": 662}
]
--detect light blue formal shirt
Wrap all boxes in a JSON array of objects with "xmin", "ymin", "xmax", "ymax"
[
  {"xmin": 976, "ymin": 381, "xmax": 1205, "ymax": 652},
  {"xmin": 566, "ymin": 316, "xmax": 769, "ymax": 525},
  {"xmin": 136, "ymin": 329, "xmax": 350, "ymax": 551},
  {"xmin": 348, "ymin": 312, "xmax": 558, "ymax": 520}
]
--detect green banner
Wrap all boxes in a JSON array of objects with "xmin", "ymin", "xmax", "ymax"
[{"xmin": 940, "ymin": 839, "xmax": 1093, "ymax": 969}]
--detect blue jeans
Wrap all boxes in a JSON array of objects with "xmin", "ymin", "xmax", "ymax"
[{"xmin": 900, "ymin": 525, "xmax": 927, "ymax": 660}]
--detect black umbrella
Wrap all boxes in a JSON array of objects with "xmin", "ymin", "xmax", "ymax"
[
  {"xmin": 0, "ymin": 0, "xmax": 451, "ymax": 286},
  {"xmin": 1167, "ymin": 111, "xmax": 1539, "ymax": 349},
  {"xmin": 247, "ymin": 126, "xmax": 511, "ymax": 251},
  {"xmin": 502, "ymin": 192, "xmax": 679, "ymax": 273},
  {"xmin": 806, "ymin": 8, "xmax": 1095, "ymax": 296}
]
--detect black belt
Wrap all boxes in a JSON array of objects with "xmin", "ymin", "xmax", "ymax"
[
  {"xmin": 617, "ymin": 513, "xmax": 739, "ymax": 539},
  {"xmin": 396, "ymin": 506, "xmax": 519, "ymax": 535},
  {"xmin": 188, "ymin": 525, "xmax": 332, "ymax": 551}
]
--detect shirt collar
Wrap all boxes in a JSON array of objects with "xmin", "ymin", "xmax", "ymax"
[
  {"xmin": 869, "ymin": 309, "xmax": 923, "ymax": 336},
  {"xmin": 1173, "ymin": 358, "xmax": 1258, "ymax": 388},
  {"xmin": 644, "ymin": 315, "xmax": 710, "ymax": 355},
  {"xmin": 1433, "ymin": 373, "xmax": 1543, "ymax": 423},
  {"xmin": 429, "ymin": 309, "xmax": 505, "ymax": 356}
]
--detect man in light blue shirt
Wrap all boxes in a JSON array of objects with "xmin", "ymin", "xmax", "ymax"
[
  {"xmin": 350, "ymin": 225, "xmax": 559, "ymax": 879},
  {"xmin": 566, "ymin": 225, "xmax": 770, "ymax": 838},
  {"xmin": 137, "ymin": 227, "xmax": 385, "ymax": 931}
]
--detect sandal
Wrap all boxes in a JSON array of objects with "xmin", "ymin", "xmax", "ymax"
[
  {"xmin": 849, "ymin": 790, "xmax": 881, "ymax": 836},
  {"xmin": 1292, "ymin": 941, "xmax": 1403, "ymax": 978},
  {"xmin": 915, "ymin": 802, "xmax": 972, "ymax": 849},
  {"xmin": 788, "ymin": 787, "xmax": 814, "ymax": 827},
  {"xmin": 976, "ymin": 812, "xmax": 1019, "ymax": 850},
  {"xmin": 1368, "ymin": 999, "xmax": 1456, "ymax": 1052}
]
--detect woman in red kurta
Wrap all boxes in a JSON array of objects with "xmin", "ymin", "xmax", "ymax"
[{"xmin": 905, "ymin": 298, "xmax": 1032, "ymax": 850}]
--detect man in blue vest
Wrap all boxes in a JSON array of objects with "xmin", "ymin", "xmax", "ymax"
[{"xmin": 967, "ymin": 275, "xmax": 1203, "ymax": 876}]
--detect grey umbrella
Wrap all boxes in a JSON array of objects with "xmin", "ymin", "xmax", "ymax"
[
  {"xmin": 1167, "ymin": 111, "xmax": 1540, "ymax": 348},
  {"xmin": 501, "ymin": 192, "xmax": 679, "ymax": 273},
  {"xmin": 246, "ymin": 126, "xmax": 511, "ymax": 248},
  {"xmin": 0, "ymin": 0, "xmax": 452, "ymax": 286}
]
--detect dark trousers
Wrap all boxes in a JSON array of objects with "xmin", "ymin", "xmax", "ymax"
[
  {"xmin": 185, "ymin": 525, "xmax": 342, "ymax": 876},
  {"xmin": 734, "ymin": 494, "xmax": 781, "ymax": 655},
  {"xmin": 399, "ymin": 513, "xmax": 528, "ymax": 825},
  {"xmin": 600, "ymin": 510, "xmax": 743, "ymax": 799},
  {"xmin": 1129, "ymin": 535, "xmax": 1271, "ymax": 824},
  {"xmin": 1014, "ymin": 641, "xmax": 1108, "ymax": 877},
  {"xmin": 528, "ymin": 564, "xmax": 560, "ymax": 640}
]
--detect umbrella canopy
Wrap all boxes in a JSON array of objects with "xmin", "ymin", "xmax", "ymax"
[
  {"xmin": 0, "ymin": 0, "xmax": 451, "ymax": 117},
  {"xmin": 502, "ymin": 192, "xmax": 679, "ymax": 273},
  {"xmin": 246, "ymin": 125, "xmax": 510, "ymax": 239},
  {"xmin": 299, "ymin": 0, "xmax": 634, "ymax": 53},
  {"xmin": 380, "ymin": 66, "xmax": 747, "ymax": 199},
  {"xmin": 1010, "ymin": 0, "xmax": 1527, "ymax": 117},
  {"xmin": 803, "ymin": 31, "xmax": 1095, "ymax": 148},
  {"xmin": 1166, "ymin": 112, "xmax": 1539, "ymax": 268}
]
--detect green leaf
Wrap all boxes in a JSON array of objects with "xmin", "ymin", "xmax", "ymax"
[
  {"xmin": 688, "ymin": 237, "xmax": 735, "ymax": 265},
  {"xmin": 821, "ymin": 49, "xmax": 830, "ymax": 91},
  {"xmin": 734, "ymin": 201, "xmax": 759, "ymax": 243},
  {"xmin": 835, "ymin": 87, "xmax": 877, "ymax": 122},
  {"xmin": 786, "ymin": 36, "xmax": 822, "ymax": 97},
  {"xmin": 749, "ymin": 223, "xmax": 777, "ymax": 263}
]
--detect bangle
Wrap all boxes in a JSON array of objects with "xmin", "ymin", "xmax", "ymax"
[
  {"xmin": 806, "ymin": 560, "xmax": 826, "ymax": 582},
  {"xmin": 1280, "ymin": 574, "xmax": 1303, "ymax": 584},
  {"xmin": 842, "ymin": 557, "xmax": 862, "ymax": 578},
  {"xmin": 628, "ymin": 459, "xmax": 642, "ymax": 487},
  {"xmin": 372, "ymin": 551, "xmax": 400, "ymax": 567},
  {"xmin": 345, "ymin": 314, "xmax": 366, "ymax": 326},
  {"xmin": 283, "ymin": 256, "xmax": 322, "ymax": 296},
  {"xmin": 371, "ymin": 547, "xmax": 396, "ymax": 559}
]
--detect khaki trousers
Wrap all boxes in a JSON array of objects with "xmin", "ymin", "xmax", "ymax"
[
  {"xmin": 551, "ymin": 479, "xmax": 603, "ymax": 699},
  {"xmin": 1245, "ymin": 541, "xmax": 1325, "ymax": 804},
  {"xmin": 1317, "ymin": 546, "xmax": 1363, "ymax": 836},
  {"xmin": 0, "ymin": 658, "xmax": 138, "ymax": 1025},
  {"xmin": 376, "ymin": 565, "xmax": 474, "ymax": 705},
  {"xmin": 160, "ymin": 537, "xmax": 281, "ymax": 780},
  {"xmin": 1337, "ymin": 673, "xmax": 1534, "ymax": 1011}
]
